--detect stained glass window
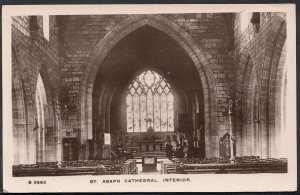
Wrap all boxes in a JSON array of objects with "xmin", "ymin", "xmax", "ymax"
[{"xmin": 126, "ymin": 70, "xmax": 174, "ymax": 132}]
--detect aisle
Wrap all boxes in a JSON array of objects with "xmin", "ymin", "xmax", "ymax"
[{"xmin": 133, "ymin": 158, "xmax": 173, "ymax": 175}]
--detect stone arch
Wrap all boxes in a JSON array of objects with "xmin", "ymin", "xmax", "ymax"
[
  {"xmin": 12, "ymin": 54, "xmax": 28, "ymax": 164},
  {"xmin": 12, "ymin": 31, "xmax": 59, "ymax": 163},
  {"xmin": 235, "ymin": 16, "xmax": 287, "ymax": 158},
  {"xmin": 277, "ymin": 57, "xmax": 287, "ymax": 158},
  {"xmin": 35, "ymin": 74, "xmax": 48, "ymax": 162},
  {"xmin": 34, "ymin": 55, "xmax": 59, "ymax": 162},
  {"xmin": 267, "ymin": 21, "xmax": 286, "ymax": 157},
  {"xmin": 34, "ymin": 71, "xmax": 58, "ymax": 162},
  {"xmin": 12, "ymin": 43, "xmax": 37, "ymax": 164},
  {"xmin": 11, "ymin": 33, "xmax": 32, "ymax": 101},
  {"xmin": 80, "ymin": 14, "xmax": 218, "ymax": 157},
  {"xmin": 260, "ymin": 19, "xmax": 286, "ymax": 158},
  {"xmin": 234, "ymin": 50, "xmax": 257, "ymax": 156},
  {"xmin": 245, "ymin": 72, "xmax": 260, "ymax": 156},
  {"xmin": 271, "ymin": 41, "xmax": 287, "ymax": 157},
  {"xmin": 235, "ymin": 49, "xmax": 252, "ymax": 100},
  {"xmin": 37, "ymin": 62, "xmax": 56, "ymax": 126}
]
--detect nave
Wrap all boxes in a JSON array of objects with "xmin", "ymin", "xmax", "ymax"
[{"xmin": 12, "ymin": 12, "xmax": 288, "ymax": 176}]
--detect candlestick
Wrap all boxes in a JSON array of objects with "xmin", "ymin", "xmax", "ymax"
[{"xmin": 227, "ymin": 98, "xmax": 238, "ymax": 164}]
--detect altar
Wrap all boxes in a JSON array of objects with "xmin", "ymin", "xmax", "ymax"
[
  {"xmin": 139, "ymin": 140, "xmax": 164, "ymax": 152},
  {"xmin": 115, "ymin": 125, "xmax": 182, "ymax": 158},
  {"xmin": 137, "ymin": 126, "xmax": 166, "ymax": 157}
]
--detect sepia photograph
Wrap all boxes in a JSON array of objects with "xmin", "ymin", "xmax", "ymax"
[{"xmin": 2, "ymin": 4, "xmax": 297, "ymax": 192}]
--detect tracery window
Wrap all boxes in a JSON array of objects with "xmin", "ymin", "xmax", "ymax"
[{"xmin": 126, "ymin": 70, "xmax": 174, "ymax": 132}]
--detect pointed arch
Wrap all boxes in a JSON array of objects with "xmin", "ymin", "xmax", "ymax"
[
  {"xmin": 12, "ymin": 42, "xmax": 36, "ymax": 164},
  {"xmin": 80, "ymin": 15, "xmax": 218, "ymax": 157},
  {"xmin": 12, "ymin": 32, "xmax": 58, "ymax": 163},
  {"xmin": 12, "ymin": 57, "xmax": 28, "ymax": 164},
  {"xmin": 268, "ymin": 22, "xmax": 287, "ymax": 158},
  {"xmin": 234, "ymin": 16, "xmax": 287, "ymax": 158},
  {"xmin": 234, "ymin": 50, "xmax": 257, "ymax": 156}
]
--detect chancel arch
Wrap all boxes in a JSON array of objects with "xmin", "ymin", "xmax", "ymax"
[{"xmin": 82, "ymin": 15, "xmax": 218, "ymax": 158}]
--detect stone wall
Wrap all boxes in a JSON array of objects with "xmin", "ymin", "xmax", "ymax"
[
  {"xmin": 12, "ymin": 16, "xmax": 60, "ymax": 164},
  {"xmin": 11, "ymin": 12, "xmax": 287, "ymax": 163},
  {"xmin": 164, "ymin": 13, "xmax": 235, "ymax": 136},
  {"xmin": 234, "ymin": 12, "xmax": 286, "ymax": 158}
]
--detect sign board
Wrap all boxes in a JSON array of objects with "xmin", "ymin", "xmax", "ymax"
[
  {"xmin": 104, "ymin": 133, "xmax": 111, "ymax": 145},
  {"xmin": 144, "ymin": 157, "xmax": 155, "ymax": 164}
]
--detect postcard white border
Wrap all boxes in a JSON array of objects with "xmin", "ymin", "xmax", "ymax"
[{"xmin": 2, "ymin": 4, "xmax": 297, "ymax": 192}]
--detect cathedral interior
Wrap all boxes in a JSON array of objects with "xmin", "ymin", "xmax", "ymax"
[{"xmin": 11, "ymin": 12, "xmax": 288, "ymax": 176}]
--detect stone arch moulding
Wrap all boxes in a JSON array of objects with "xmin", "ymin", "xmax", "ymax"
[
  {"xmin": 266, "ymin": 21, "xmax": 286, "ymax": 158},
  {"xmin": 12, "ymin": 43, "xmax": 37, "ymax": 164},
  {"xmin": 234, "ymin": 50, "xmax": 253, "ymax": 156},
  {"xmin": 80, "ymin": 14, "xmax": 218, "ymax": 157},
  {"xmin": 12, "ymin": 34, "xmax": 58, "ymax": 163},
  {"xmin": 234, "ymin": 17, "xmax": 287, "ymax": 158},
  {"xmin": 12, "ymin": 52, "xmax": 28, "ymax": 165},
  {"xmin": 234, "ymin": 47, "xmax": 261, "ymax": 99}
]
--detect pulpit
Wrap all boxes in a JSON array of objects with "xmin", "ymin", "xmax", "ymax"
[{"xmin": 62, "ymin": 137, "xmax": 79, "ymax": 161}]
